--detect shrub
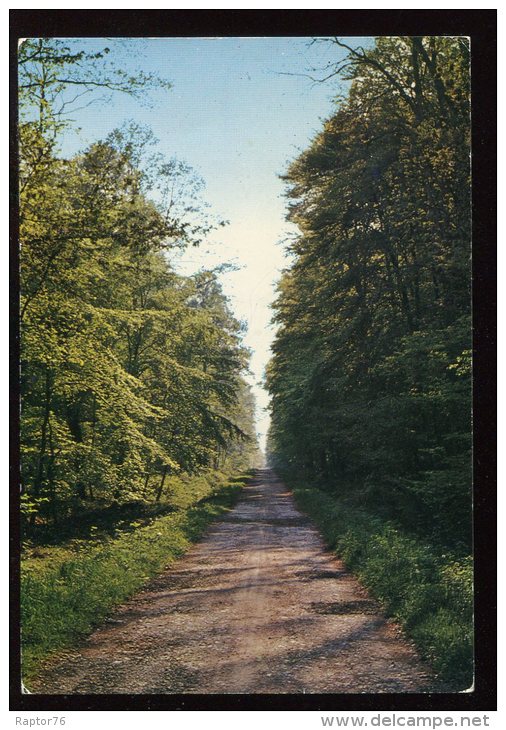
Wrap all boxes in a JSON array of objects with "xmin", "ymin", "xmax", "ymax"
[
  {"xmin": 290, "ymin": 478, "xmax": 473, "ymax": 690},
  {"xmin": 21, "ymin": 472, "xmax": 246, "ymax": 683}
]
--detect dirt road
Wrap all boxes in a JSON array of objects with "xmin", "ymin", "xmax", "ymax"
[{"xmin": 34, "ymin": 469, "xmax": 434, "ymax": 694}]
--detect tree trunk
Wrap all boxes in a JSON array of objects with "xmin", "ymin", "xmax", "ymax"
[
  {"xmin": 31, "ymin": 368, "xmax": 52, "ymax": 525},
  {"xmin": 155, "ymin": 465, "xmax": 169, "ymax": 502}
]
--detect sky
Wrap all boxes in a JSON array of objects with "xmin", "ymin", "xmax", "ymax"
[{"xmin": 55, "ymin": 36, "xmax": 372, "ymax": 451}]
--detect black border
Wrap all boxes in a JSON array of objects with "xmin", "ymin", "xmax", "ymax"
[{"xmin": 10, "ymin": 8, "xmax": 497, "ymax": 713}]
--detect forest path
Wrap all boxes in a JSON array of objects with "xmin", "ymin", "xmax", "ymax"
[{"xmin": 34, "ymin": 469, "xmax": 434, "ymax": 694}]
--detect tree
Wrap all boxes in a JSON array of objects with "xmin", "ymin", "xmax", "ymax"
[
  {"xmin": 19, "ymin": 40, "xmax": 258, "ymax": 526},
  {"xmin": 267, "ymin": 36, "xmax": 471, "ymax": 550}
]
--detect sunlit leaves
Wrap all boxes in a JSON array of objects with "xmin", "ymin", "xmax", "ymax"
[{"xmin": 19, "ymin": 40, "xmax": 258, "ymax": 524}]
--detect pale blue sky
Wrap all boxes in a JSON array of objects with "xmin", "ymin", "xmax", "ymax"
[{"xmin": 55, "ymin": 36, "xmax": 372, "ymax": 450}]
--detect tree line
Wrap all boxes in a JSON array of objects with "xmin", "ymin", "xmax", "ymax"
[
  {"xmin": 19, "ymin": 39, "xmax": 259, "ymax": 527},
  {"xmin": 266, "ymin": 37, "xmax": 471, "ymax": 551}
]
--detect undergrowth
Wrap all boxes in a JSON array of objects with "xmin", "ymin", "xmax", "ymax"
[
  {"xmin": 287, "ymin": 475, "xmax": 473, "ymax": 691},
  {"xmin": 21, "ymin": 471, "xmax": 250, "ymax": 685}
]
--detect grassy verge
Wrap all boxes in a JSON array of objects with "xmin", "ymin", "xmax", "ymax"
[
  {"xmin": 23, "ymin": 470, "xmax": 242, "ymax": 552},
  {"xmin": 21, "ymin": 471, "xmax": 250, "ymax": 684},
  {"xmin": 287, "ymin": 475, "xmax": 473, "ymax": 691}
]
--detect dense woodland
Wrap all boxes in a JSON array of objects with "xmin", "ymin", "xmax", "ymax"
[
  {"xmin": 267, "ymin": 37, "xmax": 471, "ymax": 553},
  {"xmin": 19, "ymin": 36, "xmax": 474, "ymax": 690},
  {"xmin": 19, "ymin": 39, "xmax": 259, "ymax": 531}
]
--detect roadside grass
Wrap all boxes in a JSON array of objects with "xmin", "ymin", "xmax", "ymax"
[
  {"xmin": 21, "ymin": 471, "xmax": 250, "ymax": 685},
  {"xmin": 22, "ymin": 469, "xmax": 240, "ymax": 553},
  {"xmin": 288, "ymin": 477, "xmax": 473, "ymax": 691}
]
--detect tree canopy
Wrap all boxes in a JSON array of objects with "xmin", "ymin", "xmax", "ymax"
[
  {"xmin": 266, "ymin": 36, "xmax": 471, "ymax": 551},
  {"xmin": 19, "ymin": 39, "xmax": 259, "ymax": 526}
]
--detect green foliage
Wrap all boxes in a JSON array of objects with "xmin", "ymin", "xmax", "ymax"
[
  {"xmin": 266, "ymin": 38, "xmax": 472, "ymax": 689},
  {"xmin": 267, "ymin": 36, "xmax": 471, "ymax": 551},
  {"xmin": 19, "ymin": 40, "xmax": 260, "ymax": 529},
  {"xmin": 290, "ymin": 478, "xmax": 473, "ymax": 690},
  {"xmin": 21, "ymin": 472, "xmax": 248, "ymax": 684}
]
